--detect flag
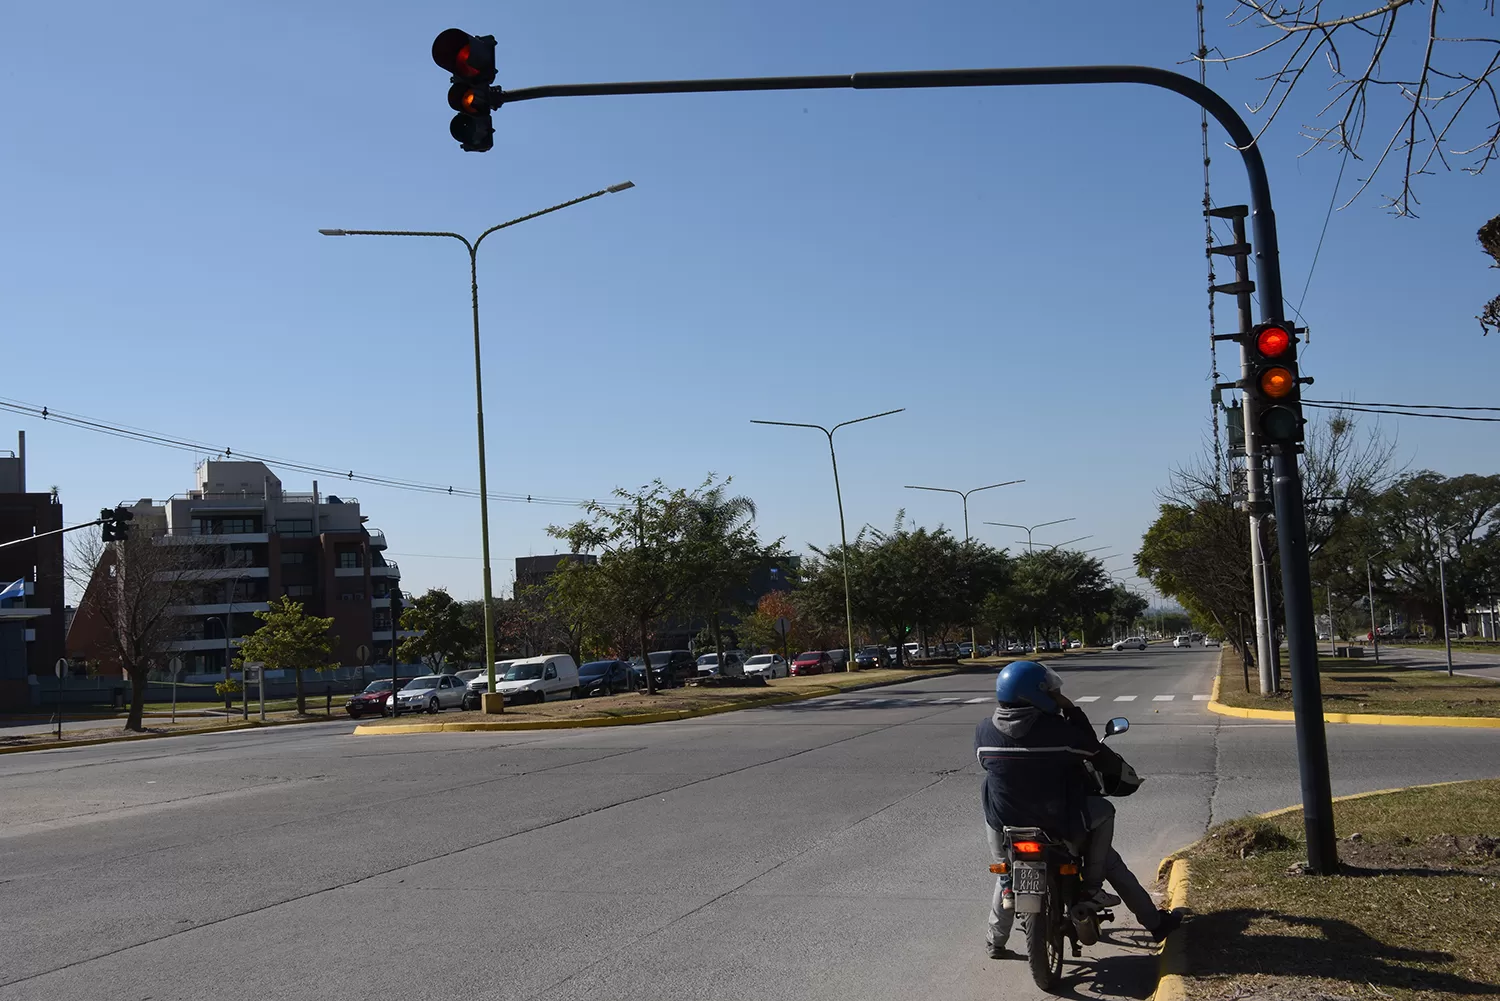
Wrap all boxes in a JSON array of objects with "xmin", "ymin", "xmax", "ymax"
[{"xmin": 0, "ymin": 579, "xmax": 24, "ymax": 602}]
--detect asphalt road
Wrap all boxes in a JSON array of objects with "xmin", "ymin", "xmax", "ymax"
[{"xmin": 4, "ymin": 647, "xmax": 1498, "ymax": 1001}]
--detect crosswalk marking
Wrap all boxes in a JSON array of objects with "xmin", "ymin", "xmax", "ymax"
[
  {"xmin": 932, "ymin": 697, "xmax": 962, "ymax": 704},
  {"xmin": 1075, "ymin": 696, "xmax": 1101, "ymax": 703},
  {"xmin": 1193, "ymin": 694, "xmax": 1211, "ymax": 701},
  {"xmin": 1152, "ymin": 695, "xmax": 1175, "ymax": 702},
  {"xmin": 811, "ymin": 692, "xmax": 1213, "ymax": 708},
  {"xmin": 1113, "ymin": 695, "xmax": 1138, "ymax": 702},
  {"xmin": 965, "ymin": 697, "xmax": 989, "ymax": 704}
]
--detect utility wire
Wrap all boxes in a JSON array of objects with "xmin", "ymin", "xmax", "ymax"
[
  {"xmin": 1303, "ymin": 402, "xmax": 1500, "ymax": 422},
  {"xmin": 0, "ymin": 396, "xmax": 617, "ymax": 508},
  {"xmin": 1302, "ymin": 398, "xmax": 1500, "ymax": 412},
  {"xmin": 1297, "ymin": 148, "xmax": 1349, "ymax": 315}
]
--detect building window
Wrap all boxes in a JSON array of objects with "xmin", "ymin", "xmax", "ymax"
[
  {"xmin": 227, "ymin": 546, "xmax": 259, "ymax": 567},
  {"xmin": 280, "ymin": 552, "xmax": 305, "ymax": 565},
  {"xmin": 286, "ymin": 585, "xmax": 313, "ymax": 597},
  {"xmin": 277, "ymin": 519, "xmax": 313, "ymax": 538},
  {"xmin": 193, "ymin": 516, "xmax": 263, "ymax": 535},
  {"xmin": 337, "ymin": 551, "xmax": 361, "ymax": 569}
]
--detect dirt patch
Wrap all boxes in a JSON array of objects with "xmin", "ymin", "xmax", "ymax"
[{"xmin": 1203, "ymin": 817, "xmax": 1299, "ymax": 859}]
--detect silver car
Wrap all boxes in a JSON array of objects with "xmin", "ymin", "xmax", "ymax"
[{"xmin": 394, "ymin": 675, "xmax": 467, "ymax": 713}]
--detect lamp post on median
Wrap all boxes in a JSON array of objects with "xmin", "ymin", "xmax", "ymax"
[
  {"xmin": 986, "ymin": 518, "xmax": 1076, "ymax": 653},
  {"xmin": 1365, "ymin": 548, "xmax": 1390, "ymax": 664},
  {"xmin": 320, "ymin": 181, "xmax": 636, "ymax": 711},
  {"xmin": 753, "ymin": 409, "xmax": 904, "ymax": 671},
  {"xmin": 1437, "ymin": 523, "xmax": 1466, "ymax": 677},
  {"xmin": 903, "ymin": 479, "xmax": 1025, "ymax": 663}
]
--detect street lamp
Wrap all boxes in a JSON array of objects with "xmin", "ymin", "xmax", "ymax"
[
  {"xmin": 985, "ymin": 517, "xmax": 1076, "ymax": 653},
  {"xmin": 903, "ymin": 479, "xmax": 1025, "ymax": 662},
  {"xmin": 1365, "ymin": 549, "xmax": 1390, "ymax": 664},
  {"xmin": 320, "ymin": 181, "xmax": 635, "ymax": 710},
  {"xmin": 753, "ymin": 409, "xmax": 904, "ymax": 671},
  {"xmin": 1437, "ymin": 523, "xmax": 1466, "ymax": 677}
]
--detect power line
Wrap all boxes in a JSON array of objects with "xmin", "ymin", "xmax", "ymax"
[
  {"xmin": 1303, "ymin": 398, "xmax": 1500, "ymax": 412},
  {"xmin": 1303, "ymin": 402, "xmax": 1500, "ymax": 423},
  {"xmin": 0, "ymin": 395, "xmax": 619, "ymax": 508},
  {"xmin": 1297, "ymin": 147, "xmax": 1349, "ymax": 315}
]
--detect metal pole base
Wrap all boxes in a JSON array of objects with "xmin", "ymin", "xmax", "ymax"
[{"xmin": 481, "ymin": 692, "xmax": 506, "ymax": 714}]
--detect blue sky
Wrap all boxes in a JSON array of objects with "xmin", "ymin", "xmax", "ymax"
[{"xmin": 3, "ymin": 1, "xmax": 1495, "ymax": 603}]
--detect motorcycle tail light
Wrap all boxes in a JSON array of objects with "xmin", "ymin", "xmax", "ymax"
[
  {"xmin": 1058, "ymin": 863, "xmax": 1078, "ymax": 875},
  {"xmin": 989, "ymin": 862, "xmax": 1008, "ymax": 875},
  {"xmin": 1012, "ymin": 841, "xmax": 1044, "ymax": 855}
]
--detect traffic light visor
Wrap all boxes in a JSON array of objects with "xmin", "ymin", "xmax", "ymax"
[
  {"xmin": 432, "ymin": 29, "xmax": 477, "ymax": 75},
  {"xmin": 1256, "ymin": 325, "xmax": 1291, "ymax": 358},
  {"xmin": 1260, "ymin": 366, "xmax": 1295, "ymax": 398}
]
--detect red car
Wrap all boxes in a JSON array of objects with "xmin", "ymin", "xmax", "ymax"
[
  {"xmin": 791, "ymin": 651, "xmax": 833, "ymax": 676},
  {"xmin": 345, "ymin": 678, "xmax": 416, "ymax": 718}
]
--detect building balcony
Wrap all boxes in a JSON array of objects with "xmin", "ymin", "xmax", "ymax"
[
  {"xmin": 372, "ymin": 596, "xmax": 390, "ymax": 609},
  {"xmin": 159, "ymin": 531, "xmax": 269, "ymax": 545},
  {"xmin": 155, "ymin": 567, "xmax": 270, "ymax": 582},
  {"xmin": 165, "ymin": 637, "xmax": 245, "ymax": 652},
  {"xmin": 370, "ymin": 561, "xmax": 400, "ymax": 578},
  {"xmin": 168, "ymin": 601, "xmax": 271, "ymax": 617},
  {"xmin": 367, "ymin": 530, "xmax": 387, "ymax": 551},
  {"xmin": 333, "ymin": 566, "xmax": 367, "ymax": 577}
]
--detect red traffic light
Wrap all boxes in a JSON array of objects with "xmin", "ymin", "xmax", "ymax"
[
  {"xmin": 1255, "ymin": 325, "xmax": 1291, "ymax": 358},
  {"xmin": 432, "ymin": 28, "xmax": 496, "ymax": 84}
]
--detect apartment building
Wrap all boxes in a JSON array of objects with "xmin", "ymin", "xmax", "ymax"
[
  {"xmin": 68, "ymin": 460, "xmax": 399, "ymax": 676},
  {"xmin": 0, "ymin": 431, "xmax": 64, "ymax": 712}
]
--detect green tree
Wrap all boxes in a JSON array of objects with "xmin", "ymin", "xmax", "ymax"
[
  {"xmin": 234, "ymin": 596, "xmax": 339, "ymax": 715},
  {"xmin": 680, "ymin": 477, "xmax": 779, "ymax": 673},
  {"xmin": 396, "ymin": 588, "xmax": 478, "ymax": 673}
]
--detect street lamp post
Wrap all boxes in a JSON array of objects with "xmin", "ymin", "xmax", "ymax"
[
  {"xmin": 986, "ymin": 518, "xmax": 1076, "ymax": 652},
  {"xmin": 1437, "ymin": 523, "xmax": 1464, "ymax": 678},
  {"xmin": 1366, "ymin": 553, "xmax": 1386, "ymax": 664},
  {"xmin": 904, "ymin": 479, "xmax": 1025, "ymax": 662},
  {"xmin": 753, "ymin": 409, "xmax": 904, "ymax": 671},
  {"xmin": 320, "ymin": 181, "xmax": 635, "ymax": 712}
]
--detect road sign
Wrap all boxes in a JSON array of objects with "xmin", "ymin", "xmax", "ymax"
[
  {"xmin": 168, "ymin": 656, "xmax": 183, "ymax": 676},
  {"xmin": 54, "ymin": 657, "xmax": 68, "ymax": 678},
  {"xmin": 356, "ymin": 644, "xmax": 372, "ymax": 666},
  {"xmin": 773, "ymin": 617, "xmax": 790, "ymax": 637}
]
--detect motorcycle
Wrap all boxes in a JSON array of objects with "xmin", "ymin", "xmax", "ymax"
[{"xmin": 989, "ymin": 715, "xmax": 1142, "ymax": 991}]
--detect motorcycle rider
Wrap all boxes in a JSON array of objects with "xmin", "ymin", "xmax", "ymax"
[{"xmin": 975, "ymin": 660, "xmax": 1181, "ymax": 959}]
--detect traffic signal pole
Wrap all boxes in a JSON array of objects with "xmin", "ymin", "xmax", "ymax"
[{"xmin": 476, "ymin": 56, "xmax": 1337, "ymax": 873}]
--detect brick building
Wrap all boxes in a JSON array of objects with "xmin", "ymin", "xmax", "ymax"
[{"xmin": 0, "ymin": 431, "xmax": 64, "ymax": 711}]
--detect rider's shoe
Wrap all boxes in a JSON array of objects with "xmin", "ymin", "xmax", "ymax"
[
  {"xmin": 1084, "ymin": 888, "xmax": 1122, "ymax": 908},
  {"xmin": 986, "ymin": 940, "xmax": 1019, "ymax": 960},
  {"xmin": 1151, "ymin": 908, "xmax": 1182, "ymax": 942}
]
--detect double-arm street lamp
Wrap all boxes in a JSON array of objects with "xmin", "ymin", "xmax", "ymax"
[
  {"xmin": 904, "ymin": 479, "xmax": 1025, "ymax": 661},
  {"xmin": 986, "ymin": 518, "xmax": 1077, "ymax": 652},
  {"xmin": 320, "ymin": 181, "xmax": 635, "ymax": 709},
  {"xmin": 753, "ymin": 409, "xmax": 904, "ymax": 671}
]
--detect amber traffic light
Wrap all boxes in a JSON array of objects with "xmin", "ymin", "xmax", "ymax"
[
  {"xmin": 432, "ymin": 29, "xmax": 497, "ymax": 152},
  {"xmin": 1246, "ymin": 322, "xmax": 1304, "ymax": 446}
]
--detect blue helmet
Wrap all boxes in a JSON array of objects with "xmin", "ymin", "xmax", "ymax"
[{"xmin": 995, "ymin": 660, "xmax": 1064, "ymax": 713}]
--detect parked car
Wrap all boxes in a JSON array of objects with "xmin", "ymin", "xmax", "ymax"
[
  {"xmin": 792, "ymin": 650, "xmax": 834, "ymax": 676},
  {"xmin": 903, "ymin": 642, "xmax": 921, "ymax": 660},
  {"xmin": 826, "ymin": 648, "xmax": 850, "ymax": 671},
  {"xmin": 578, "ymin": 659, "xmax": 632, "ymax": 696},
  {"xmin": 1173, "ymin": 634, "xmax": 1192, "ymax": 648},
  {"xmin": 394, "ymin": 674, "xmax": 467, "ymax": 714},
  {"xmin": 1068, "ymin": 639, "xmax": 1083, "ymax": 649},
  {"xmin": 454, "ymin": 668, "xmax": 485, "ymax": 687},
  {"xmin": 345, "ymin": 678, "xmax": 416, "ymax": 718},
  {"xmin": 743, "ymin": 653, "xmax": 788, "ymax": 679},
  {"xmin": 854, "ymin": 645, "xmax": 890, "ymax": 670},
  {"xmin": 494, "ymin": 655, "xmax": 581, "ymax": 704},
  {"xmin": 696, "ymin": 652, "xmax": 746, "ymax": 679},
  {"xmin": 636, "ymin": 650, "xmax": 697, "ymax": 689},
  {"xmin": 1112, "ymin": 636, "xmax": 1148, "ymax": 651},
  {"xmin": 463, "ymin": 660, "xmax": 514, "ymax": 709}
]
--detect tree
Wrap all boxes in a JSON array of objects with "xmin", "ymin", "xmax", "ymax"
[
  {"xmin": 234, "ymin": 596, "xmax": 339, "ymax": 715},
  {"xmin": 1213, "ymin": 1, "xmax": 1500, "ymax": 218},
  {"xmin": 679, "ymin": 477, "xmax": 778, "ymax": 673},
  {"xmin": 67, "ymin": 526, "xmax": 217, "ymax": 732},
  {"xmin": 396, "ymin": 588, "xmax": 478, "ymax": 673}
]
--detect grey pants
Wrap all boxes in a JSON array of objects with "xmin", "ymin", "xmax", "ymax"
[{"xmin": 985, "ymin": 799, "xmax": 1159, "ymax": 947}]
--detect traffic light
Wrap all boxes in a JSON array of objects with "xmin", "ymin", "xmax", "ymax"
[
  {"xmin": 432, "ymin": 28, "xmax": 497, "ymax": 152},
  {"xmin": 99, "ymin": 506, "xmax": 134, "ymax": 542},
  {"xmin": 1245, "ymin": 321, "xmax": 1305, "ymax": 447}
]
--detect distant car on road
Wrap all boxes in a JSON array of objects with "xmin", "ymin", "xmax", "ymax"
[
  {"xmin": 792, "ymin": 651, "xmax": 834, "ymax": 676},
  {"xmin": 394, "ymin": 674, "xmax": 467, "ymax": 714},
  {"xmin": 1112, "ymin": 637, "xmax": 1148, "ymax": 651},
  {"xmin": 743, "ymin": 653, "xmax": 787, "ymax": 679},
  {"xmin": 1173, "ymin": 634, "xmax": 1193, "ymax": 648},
  {"xmin": 345, "ymin": 678, "xmax": 416, "ymax": 718},
  {"xmin": 854, "ymin": 645, "xmax": 890, "ymax": 670},
  {"xmin": 578, "ymin": 659, "xmax": 633, "ymax": 696}
]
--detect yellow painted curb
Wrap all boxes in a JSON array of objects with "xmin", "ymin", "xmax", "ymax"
[
  {"xmin": 1207, "ymin": 666, "xmax": 1500, "ymax": 728},
  {"xmin": 1256, "ymin": 778, "xmax": 1476, "ymax": 819},
  {"xmin": 350, "ymin": 669, "xmax": 970, "ymax": 737},
  {"xmin": 1150, "ymin": 857, "xmax": 1190, "ymax": 1001}
]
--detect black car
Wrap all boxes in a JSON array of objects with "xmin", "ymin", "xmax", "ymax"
[
  {"xmin": 579, "ymin": 659, "xmax": 632, "ymax": 696},
  {"xmin": 853, "ymin": 645, "xmax": 890, "ymax": 670},
  {"xmin": 633, "ymin": 649, "xmax": 696, "ymax": 689}
]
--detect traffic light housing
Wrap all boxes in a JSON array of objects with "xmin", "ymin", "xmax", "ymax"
[
  {"xmin": 1245, "ymin": 321, "xmax": 1305, "ymax": 448},
  {"xmin": 432, "ymin": 29, "xmax": 497, "ymax": 152},
  {"xmin": 99, "ymin": 506, "xmax": 134, "ymax": 542}
]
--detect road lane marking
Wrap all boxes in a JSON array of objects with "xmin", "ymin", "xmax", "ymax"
[
  {"xmin": 1113, "ymin": 695, "xmax": 1138, "ymax": 702},
  {"xmin": 1193, "ymin": 694, "xmax": 1211, "ymax": 701},
  {"xmin": 1152, "ymin": 695, "xmax": 1175, "ymax": 702},
  {"xmin": 964, "ymin": 697, "xmax": 989, "ymax": 704},
  {"xmin": 1075, "ymin": 696, "xmax": 1101, "ymax": 703},
  {"xmin": 932, "ymin": 697, "xmax": 962, "ymax": 704}
]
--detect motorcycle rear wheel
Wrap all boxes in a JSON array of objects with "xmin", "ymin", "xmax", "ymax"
[{"xmin": 1024, "ymin": 895, "xmax": 1063, "ymax": 991}]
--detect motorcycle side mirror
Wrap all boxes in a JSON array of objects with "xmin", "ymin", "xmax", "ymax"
[{"xmin": 1104, "ymin": 717, "xmax": 1129, "ymax": 737}]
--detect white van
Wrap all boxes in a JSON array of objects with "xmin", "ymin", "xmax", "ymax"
[{"xmin": 494, "ymin": 654, "xmax": 580, "ymax": 705}]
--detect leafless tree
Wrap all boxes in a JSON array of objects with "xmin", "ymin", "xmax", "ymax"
[
  {"xmin": 1208, "ymin": 1, "xmax": 1500, "ymax": 217},
  {"xmin": 67, "ymin": 527, "xmax": 217, "ymax": 731}
]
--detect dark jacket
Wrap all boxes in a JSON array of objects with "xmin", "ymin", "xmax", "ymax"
[{"xmin": 974, "ymin": 703, "xmax": 1102, "ymax": 839}]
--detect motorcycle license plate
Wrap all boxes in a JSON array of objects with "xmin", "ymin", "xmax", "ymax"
[{"xmin": 1012, "ymin": 861, "xmax": 1046, "ymax": 911}]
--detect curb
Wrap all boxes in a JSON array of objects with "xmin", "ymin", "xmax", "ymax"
[
  {"xmin": 1150, "ymin": 857, "xmax": 1191, "ymax": 1001},
  {"xmin": 0, "ymin": 714, "xmax": 345, "ymax": 756},
  {"xmin": 353, "ymin": 668, "xmax": 968, "ymax": 736},
  {"xmin": 1206, "ymin": 672, "xmax": 1500, "ymax": 729}
]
